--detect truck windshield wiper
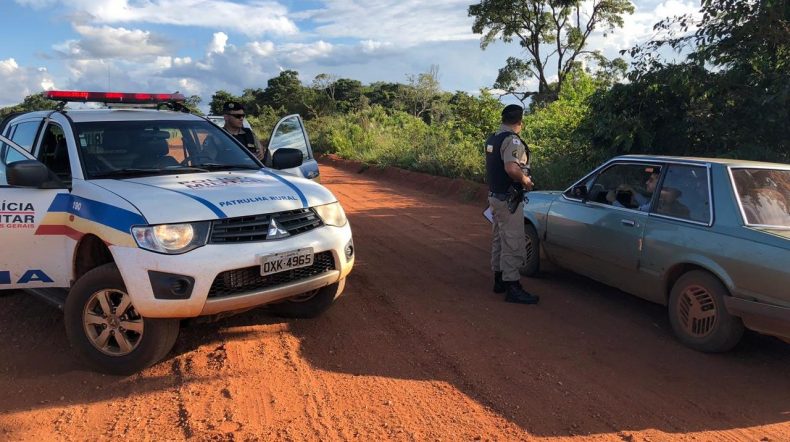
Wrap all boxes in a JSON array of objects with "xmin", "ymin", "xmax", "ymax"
[
  {"xmin": 191, "ymin": 163, "xmax": 261, "ymax": 171},
  {"xmin": 91, "ymin": 166, "xmax": 209, "ymax": 179}
]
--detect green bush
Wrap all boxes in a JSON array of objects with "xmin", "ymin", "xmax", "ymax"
[{"xmin": 307, "ymin": 105, "xmax": 487, "ymax": 182}]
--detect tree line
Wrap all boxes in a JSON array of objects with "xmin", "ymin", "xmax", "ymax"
[{"xmin": 2, "ymin": 0, "xmax": 787, "ymax": 190}]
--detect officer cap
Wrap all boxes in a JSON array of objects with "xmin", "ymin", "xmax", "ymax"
[
  {"xmin": 223, "ymin": 101, "xmax": 245, "ymax": 113},
  {"xmin": 501, "ymin": 104, "xmax": 524, "ymax": 125}
]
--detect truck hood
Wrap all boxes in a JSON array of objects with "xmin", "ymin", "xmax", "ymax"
[{"xmin": 92, "ymin": 169, "xmax": 336, "ymax": 224}]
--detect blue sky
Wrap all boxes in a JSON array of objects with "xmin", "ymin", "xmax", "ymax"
[{"xmin": 0, "ymin": 0, "xmax": 700, "ymax": 108}]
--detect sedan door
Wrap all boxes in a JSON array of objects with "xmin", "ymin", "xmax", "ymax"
[{"xmin": 544, "ymin": 162, "xmax": 662, "ymax": 293}]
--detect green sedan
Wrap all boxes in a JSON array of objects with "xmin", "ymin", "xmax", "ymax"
[{"xmin": 522, "ymin": 155, "xmax": 790, "ymax": 352}]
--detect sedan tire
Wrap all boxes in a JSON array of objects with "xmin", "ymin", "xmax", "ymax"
[
  {"xmin": 520, "ymin": 223, "xmax": 540, "ymax": 277},
  {"xmin": 668, "ymin": 270, "xmax": 744, "ymax": 352}
]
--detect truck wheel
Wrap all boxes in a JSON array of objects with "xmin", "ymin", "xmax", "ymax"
[
  {"xmin": 269, "ymin": 278, "xmax": 345, "ymax": 319},
  {"xmin": 668, "ymin": 270, "xmax": 744, "ymax": 353},
  {"xmin": 64, "ymin": 263, "xmax": 180, "ymax": 375},
  {"xmin": 520, "ymin": 223, "xmax": 540, "ymax": 277}
]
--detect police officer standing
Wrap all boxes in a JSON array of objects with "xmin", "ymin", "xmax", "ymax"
[
  {"xmin": 486, "ymin": 104, "xmax": 540, "ymax": 304},
  {"xmin": 222, "ymin": 101, "xmax": 263, "ymax": 159}
]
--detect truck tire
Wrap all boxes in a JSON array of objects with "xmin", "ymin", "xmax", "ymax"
[
  {"xmin": 668, "ymin": 270, "xmax": 744, "ymax": 353},
  {"xmin": 269, "ymin": 278, "xmax": 345, "ymax": 318},
  {"xmin": 520, "ymin": 223, "xmax": 540, "ymax": 277},
  {"xmin": 64, "ymin": 263, "xmax": 180, "ymax": 375}
]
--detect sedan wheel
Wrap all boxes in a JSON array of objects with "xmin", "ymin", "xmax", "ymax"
[{"xmin": 668, "ymin": 270, "xmax": 744, "ymax": 352}]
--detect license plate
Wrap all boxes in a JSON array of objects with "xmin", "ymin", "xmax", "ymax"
[{"xmin": 260, "ymin": 248, "xmax": 314, "ymax": 276}]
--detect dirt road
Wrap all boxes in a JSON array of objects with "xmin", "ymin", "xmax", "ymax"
[{"xmin": 1, "ymin": 161, "xmax": 788, "ymax": 441}]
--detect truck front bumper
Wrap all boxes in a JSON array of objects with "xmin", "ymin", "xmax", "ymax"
[{"xmin": 110, "ymin": 224, "xmax": 354, "ymax": 318}]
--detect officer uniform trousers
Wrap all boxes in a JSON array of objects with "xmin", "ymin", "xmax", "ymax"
[{"xmin": 489, "ymin": 197, "xmax": 526, "ymax": 282}]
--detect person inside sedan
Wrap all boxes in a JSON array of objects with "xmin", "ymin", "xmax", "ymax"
[{"xmin": 607, "ymin": 171, "xmax": 660, "ymax": 211}]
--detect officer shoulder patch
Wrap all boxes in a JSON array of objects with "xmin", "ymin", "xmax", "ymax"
[
  {"xmin": 512, "ymin": 138, "xmax": 521, "ymax": 145},
  {"xmin": 486, "ymin": 144, "xmax": 493, "ymax": 153}
]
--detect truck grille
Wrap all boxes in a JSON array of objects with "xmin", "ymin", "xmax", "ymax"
[
  {"xmin": 210, "ymin": 209, "xmax": 322, "ymax": 243},
  {"xmin": 207, "ymin": 251, "xmax": 335, "ymax": 298}
]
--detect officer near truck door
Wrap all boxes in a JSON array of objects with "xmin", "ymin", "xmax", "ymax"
[
  {"xmin": 222, "ymin": 101, "xmax": 263, "ymax": 159},
  {"xmin": 486, "ymin": 104, "xmax": 540, "ymax": 304}
]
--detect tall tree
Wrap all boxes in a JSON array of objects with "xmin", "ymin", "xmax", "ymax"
[
  {"xmin": 0, "ymin": 92, "xmax": 58, "ymax": 117},
  {"xmin": 468, "ymin": 0, "xmax": 634, "ymax": 103},
  {"xmin": 182, "ymin": 95, "xmax": 203, "ymax": 115},
  {"xmin": 403, "ymin": 65, "xmax": 442, "ymax": 121},
  {"xmin": 333, "ymin": 78, "xmax": 364, "ymax": 113},
  {"xmin": 614, "ymin": 0, "xmax": 790, "ymax": 162},
  {"xmin": 208, "ymin": 90, "xmax": 238, "ymax": 115},
  {"xmin": 262, "ymin": 70, "xmax": 306, "ymax": 114}
]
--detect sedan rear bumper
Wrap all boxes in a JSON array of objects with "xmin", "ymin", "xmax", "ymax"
[{"xmin": 725, "ymin": 297, "xmax": 790, "ymax": 341}]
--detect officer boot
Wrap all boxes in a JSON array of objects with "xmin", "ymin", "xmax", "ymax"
[
  {"xmin": 504, "ymin": 280, "xmax": 540, "ymax": 304},
  {"xmin": 493, "ymin": 271, "xmax": 505, "ymax": 293}
]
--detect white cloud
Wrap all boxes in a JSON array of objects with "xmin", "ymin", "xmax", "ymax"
[
  {"xmin": 0, "ymin": 59, "xmax": 57, "ymax": 106},
  {"xmin": 359, "ymin": 40, "xmax": 392, "ymax": 54},
  {"xmin": 298, "ymin": 0, "xmax": 477, "ymax": 46},
  {"xmin": 52, "ymin": 25, "xmax": 172, "ymax": 60},
  {"xmin": 0, "ymin": 58, "xmax": 20, "ymax": 75},
  {"xmin": 26, "ymin": 0, "xmax": 298, "ymax": 37},
  {"xmin": 587, "ymin": 0, "xmax": 701, "ymax": 54},
  {"xmin": 208, "ymin": 32, "xmax": 228, "ymax": 54},
  {"xmin": 279, "ymin": 41, "xmax": 334, "ymax": 64},
  {"xmin": 248, "ymin": 41, "xmax": 276, "ymax": 57}
]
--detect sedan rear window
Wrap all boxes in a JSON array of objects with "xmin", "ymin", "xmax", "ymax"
[{"xmin": 731, "ymin": 168, "xmax": 790, "ymax": 227}]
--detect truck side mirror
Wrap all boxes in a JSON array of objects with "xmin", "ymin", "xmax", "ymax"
[
  {"xmin": 7, "ymin": 160, "xmax": 53, "ymax": 188},
  {"xmin": 271, "ymin": 148, "xmax": 303, "ymax": 170}
]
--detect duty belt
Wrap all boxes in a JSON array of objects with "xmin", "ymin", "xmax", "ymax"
[{"xmin": 488, "ymin": 191, "xmax": 509, "ymax": 201}]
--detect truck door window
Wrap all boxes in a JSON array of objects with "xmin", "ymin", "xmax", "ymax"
[
  {"xmin": 1, "ymin": 140, "xmax": 28, "ymax": 186},
  {"xmin": 9, "ymin": 121, "xmax": 41, "ymax": 151},
  {"xmin": 38, "ymin": 123, "xmax": 71, "ymax": 182},
  {"xmin": 270, "ymin": 116, "xmax": 309, "ymax": 160}
]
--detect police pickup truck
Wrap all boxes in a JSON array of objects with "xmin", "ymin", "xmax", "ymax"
[{"xmin": 0, "ymin": 91, "xmax": 354, "ymax": 374}]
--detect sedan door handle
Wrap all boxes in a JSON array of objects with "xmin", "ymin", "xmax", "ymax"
[{"xmin": 621, "ymin": 219, "xmax": 636, "ymax": 227}]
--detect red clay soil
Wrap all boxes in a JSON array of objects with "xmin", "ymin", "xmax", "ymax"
[{"xmin": 0, "ymin": 159, "xmax": 788, "ymax": 441}]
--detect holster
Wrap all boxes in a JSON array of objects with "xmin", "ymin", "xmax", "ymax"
[{"xmin": 506, "ymin": 185, "xmax": 525, "ymax": 214}]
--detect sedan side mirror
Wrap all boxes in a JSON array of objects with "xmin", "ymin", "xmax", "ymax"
[
  {"xmin": 6, "ymin": 160, "xmax": 56, "ymax": 188},
  {"xmin": 271, "ymin": 148, "xmax": 303, "ymax": 170},
  {"xmin": 571, "ymin": 184, "xmax": 588, "ymax": 201}
]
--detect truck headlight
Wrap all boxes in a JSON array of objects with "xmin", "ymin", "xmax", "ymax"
[
  {"xmin": 313, "ymin": 202, "xmax": 347, "ymax": 227},
  {"xmin": 132, "ymin": 222, "xmax": 210, "ymax": 254}
]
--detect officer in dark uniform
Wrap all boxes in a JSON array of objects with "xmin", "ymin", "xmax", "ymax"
[
  {"xmin": 222, "ymin": 101, "xmax": 263, "ymax": 159},
  {"xmin": 486, "ymin": 104, "xmax": 540, "ymax": 304}
]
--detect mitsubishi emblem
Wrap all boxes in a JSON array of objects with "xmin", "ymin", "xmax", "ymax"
[{"xmin": 267, "ymin": 218, "xmax": 290, "ymax": 239}]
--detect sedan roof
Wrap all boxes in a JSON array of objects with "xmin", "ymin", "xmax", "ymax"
[{"xmin": 615, "ymin": 155, "xmax": 790, "ymax": 169}]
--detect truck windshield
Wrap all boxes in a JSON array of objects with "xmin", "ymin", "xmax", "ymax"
[
  {"xmin": 74, "ymin": 120, "xmax": 260, "ymax": 179},
  {"xmin": 731, "ymin": 168, "xmax": 790, "ymax": 228}
]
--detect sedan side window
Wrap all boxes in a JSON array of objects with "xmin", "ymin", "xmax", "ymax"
[
  {"xmin": 654, "ymin": 165, "xmax": 711, "ymax": 223},
  {"xmin": 588, "ymin": 163, "xmax": 662, "ymax": 211}
]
